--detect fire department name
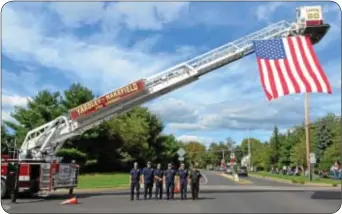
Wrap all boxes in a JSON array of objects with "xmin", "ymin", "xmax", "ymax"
[{"xmin": 74, "ymin": 82, "xmax": 140, "ymax": 116}]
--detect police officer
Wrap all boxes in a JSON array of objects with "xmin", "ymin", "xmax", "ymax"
[
  {"xmin": 164, "ymin": 163, "xmax": 177, "ymax": 200},
  {"xmin": 189, "ymin": 166, "xmax": 202, "ymax": 200},
  {"xmin": 153, "ymin": 163, "xmax": 164, "ymax": 200},
  {"xmin": 129, "ymin": 162, "xmax": 141, "ymax": 200},
  {"xmin": 178, "ymin": 163, "xmax": 189, "ymax": 200},
  {"xmin": 142, "ymin": 161, "xmax": 154, "ymax": 200}
]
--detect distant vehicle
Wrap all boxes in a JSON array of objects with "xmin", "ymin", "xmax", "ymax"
[
  {"xmin": 226, "ymin": 166, "xmax": 233, "ymax": 174},
  {"xmin": 237, "ymin": 166, "xmax": 248, "ymax": 176}
]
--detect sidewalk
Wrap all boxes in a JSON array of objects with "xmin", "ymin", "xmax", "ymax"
[{"xmin": 249, "ymin": 173, "xmax": 341, "ymax": 187}]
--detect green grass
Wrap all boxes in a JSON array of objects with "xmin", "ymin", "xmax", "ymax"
[
  {"xmin": 250, "ymin": 171, "xmax": 341, "ymax": 185},
  {"xmin": 77, "ymin": 173, "xmax": 130, "ymax": 189}
]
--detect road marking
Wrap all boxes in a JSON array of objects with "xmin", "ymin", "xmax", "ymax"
[
  {"xmin": 215, "ymin": 172, "xmax": 252, "ymax": 185},
  {"xmin": 201, "ymin": 172, "xmax": 209, "ymax": 185}
]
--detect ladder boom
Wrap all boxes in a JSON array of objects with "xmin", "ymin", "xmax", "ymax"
[{"xmin": 18, "ymin": 5, "xmax": 330, "ymax": 160}]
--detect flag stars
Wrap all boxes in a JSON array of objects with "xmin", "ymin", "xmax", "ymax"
[{"xmin": 254, "ymin": 39, "xmax": 286, "ymax": 59}]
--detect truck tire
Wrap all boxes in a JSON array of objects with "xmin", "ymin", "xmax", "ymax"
[{"xmin": 1, "ymin": 179, "xmax": 6, "ymax": 199}]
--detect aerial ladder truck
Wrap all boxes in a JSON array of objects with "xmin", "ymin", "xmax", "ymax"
[{"xmin": 1, "ymin": 5, "xmax": 330, "ymax": 200}]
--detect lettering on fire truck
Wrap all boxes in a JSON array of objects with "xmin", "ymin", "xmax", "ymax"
[{"xmin": 69, "ymin": 79, "xmax": 145, "ymax": 120}]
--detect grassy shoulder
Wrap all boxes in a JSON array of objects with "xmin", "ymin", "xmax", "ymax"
[
  {"xmin": 250, "ymin": 171, "xmax": 341, "ymax": 186},
  {"xmin": 77, "ymin": 173, "xmax": 130, "ymax": 189}
]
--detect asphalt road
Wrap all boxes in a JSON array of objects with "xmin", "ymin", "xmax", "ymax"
[
  {"xmin": 242, "ymin": 175, "xmax": 299, "ymax": 187},
  {"xmin": 2, "ymin": 170, "xmax": 341, "ymax": 213}
]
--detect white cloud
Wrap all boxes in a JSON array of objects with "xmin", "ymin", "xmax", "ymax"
[
  {"xmin": 2, "ymin": 95, "xmax": 32, "ymax": 107},
  {"xmin": 177, "ymin": 135, "xmax": 214, "ymax": 145},
  {"xmin": 49, "ymin": 2, "xmax": 189, "ymax": 30},
  {"xmin": 1, "ymin": 110, "xmax": 18, "ymax": 124},
  {"xmin": 168, "ymin": 123, "xmax": 205, "ymax": 131},
  {"xmin": 148, "ymin": 98, "xmax": 199, "ymax": 123},
  {"xmin": 2, "ymin": 4, "xmax": 195, "ymax": 94},
  {"xmin": 49, "ymin": 2, "xmax": 105, "ymax": 28},
  {"xmin": 255, "ymin": 2, "xmax": 286, "ymax": 22}
]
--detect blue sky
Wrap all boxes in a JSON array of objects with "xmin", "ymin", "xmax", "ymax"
[{"xmin": 1, "ymin": 2, "xmax": 341, "ymax": 146}]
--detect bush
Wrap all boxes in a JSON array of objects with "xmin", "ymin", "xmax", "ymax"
[
  {"xmin": 56, "ymin": 148, "xmax": 87, "ymax": 167},
  {"xmin": 82, "ymin": 159, "xmax": 98, "ymax": 173},
  {"xmin": 292, "ymin": 179, "xmax": 298, "ymax": 183}
]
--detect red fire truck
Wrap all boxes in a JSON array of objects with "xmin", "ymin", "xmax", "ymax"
[{"xmin": 1, "ymin": 5, "xmax": 329, "ymax": 201}]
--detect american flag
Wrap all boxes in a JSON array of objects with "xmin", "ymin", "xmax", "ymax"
[{"xmin": 253, "ymin": 36, "xmax": 332, "ymax": 101}]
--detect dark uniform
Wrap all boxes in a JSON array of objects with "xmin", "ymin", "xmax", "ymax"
[
  {"xmin": 153, "ymin": 168, "xmax": 164, "ymax": 199},
  {"xmin": 164, "ymin": 168, "xmax": 177, "ymax": 199},
  {"xmin": 130, "ymin": 168, "xmax": 141, "ymax": 200},
  {"xmin": 190, "ymin": 169, "xmax": 202, "ymax": 200},
  {"xmin": 178, "ymin": 168, "xmax": 189, "ymax": 200},
  {"xmin": 142, "ymin": 167, "xmax": 154, "ymax": 199}
]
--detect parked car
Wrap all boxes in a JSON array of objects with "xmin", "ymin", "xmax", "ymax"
[
  {"xmin": 226, "ymin": 166, "xmax": 233, "ymax": 174},
  {"xmin": 237, "ymin": 166, "xmax": 248, "ymax": 176}
]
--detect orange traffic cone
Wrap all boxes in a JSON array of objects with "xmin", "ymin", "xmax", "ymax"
[
  {"xmin": 61, "ymin": 196, "xmax": 78, "ymax": 205},
  {"xmin": 174, "ymin": 183, "xmax": 180, "ymax": 193}
]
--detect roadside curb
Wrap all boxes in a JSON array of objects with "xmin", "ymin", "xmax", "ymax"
[
  {"xmin": 249, "ymin": 173, "xmax": 341, "ymax": 187},
  {"xmin": 55, "ymin": 186, "xmax": 130, "ymax": 194},
  {"xmin": 216, "ymin": 172, "xmax": 252, "ymax": 185}
]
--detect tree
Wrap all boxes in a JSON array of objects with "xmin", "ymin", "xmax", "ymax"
[
  {"xmin": 1, "ymin": 124, "xmax": 14, "ymax": 153},
  {"xmin": 5, "ymin": 90, "xmax": 65, "ymax": 145},
  {"xmin": 183, "ymin": 141, "xmax": 206, "ymax": 166},
  {"xmin": 63, "ymin": 83, "xmax": 94, "ymax": 109},
  {"xmin": 240, "ymin": 138, "xmax": 270, "ymax": 170},
  {"xmin": 315, "ymin": 123, "xmax": 333, "ymax": 164},
  {"xmin": 319, "ymin": 140, "xmax": 340, "ymax": 170},
  {"xmin": 290, "ymin": 136, "xmax": 307, "ymax": 167},
  {"xmin": 156, "ymin": 134, "xmax": 182, "ymax": 167},
  {"xmin": 269, "ymin": 125, "xmax": 281, "ymax": 166}
]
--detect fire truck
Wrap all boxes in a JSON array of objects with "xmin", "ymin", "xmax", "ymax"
[{"xmin": 1, "ymin": 5, "xmax": 329, "ymax": 200}]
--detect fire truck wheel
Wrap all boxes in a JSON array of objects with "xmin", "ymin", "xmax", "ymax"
[{"xmin": 1, "ymin": 179, "xmax": 6, "ymax": 198}]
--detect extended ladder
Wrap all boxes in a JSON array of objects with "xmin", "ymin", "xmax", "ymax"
[{"xmin": 18, "ymin": 20, "xmax": 308, "ymax": 160}]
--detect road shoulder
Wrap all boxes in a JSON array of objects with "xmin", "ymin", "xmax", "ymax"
[{"xmin": 249, "ymin": 173, "xmax": 341, "ymax": 187}]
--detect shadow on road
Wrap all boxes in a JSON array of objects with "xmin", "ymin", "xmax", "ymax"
[{"xmin": 310, "ymin": 191, "xmax": 342, "ymax": 200}]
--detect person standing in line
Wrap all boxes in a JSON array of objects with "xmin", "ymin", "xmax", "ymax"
[
  {"xmin": 190, "ymin": 166, "xmax": 202, "ymax": 200},
  {"xmin": 153, "ymin": 163, "xmax": 164, "ymax": 200},
  {"xmin": 178, "ymin": 163, "xmax": 189, "ymax": 200},
  {"xmin": 142, "ymin": 161, "xmax": 154, "ymax": 200},
  {"xmin": 164, "ymin": 163, "xmax": 177, "ymax": 200},
  {"xmin": 129, "ymin": 162, "xmax": 141, "ymax": 201}
]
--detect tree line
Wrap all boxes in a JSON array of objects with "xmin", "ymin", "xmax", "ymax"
[
  {"xmin": 1, "ymin": 83, "xmax": 189, "ymax": 173},
  {"xmin": 1, "ymin": 82, "xmax": 340, "ymax": 173},
  {"xmin": 178, "ymin": 113, "xmax": 341, "ymax": 172}
]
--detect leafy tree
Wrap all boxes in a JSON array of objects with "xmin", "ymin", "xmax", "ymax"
[
  {"xmin": 183, "ymin": 141, "xmax": 206, "ymax": 166},
  {"xmin": 1, "ymin": 124, "xmax": 14, "ymax": 153},
  {"xmin": 62, "ymin": 83, "xmax": 94, "ymax": 109},
  {"xmin": 315, "ymin": 123, "xmax": 333, "ymax": 163},
  {"xmin": 269, "ymin": 125, "xmax": 281, "ymax": 165},
  {"xmin": 319, "ymin": 140, "xmax": 341, "ymax": 170},
  {"xmin": 5, "ymin": 90, "xmax": 65, "ymax": 145}
]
